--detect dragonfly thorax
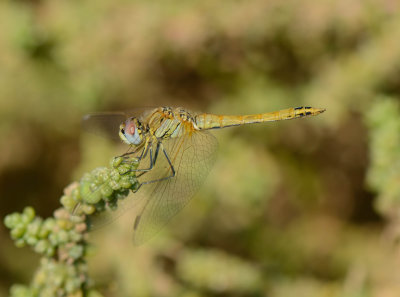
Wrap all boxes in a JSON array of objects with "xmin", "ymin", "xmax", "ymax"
[{"xmin": 119, "ymin": 117, "xmax": 146, "ymax": 145}]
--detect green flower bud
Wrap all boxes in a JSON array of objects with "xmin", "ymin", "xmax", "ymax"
[
  {"xmin": 43, "ymin": 218, "xmax": 56, "ymax": 231},
  {"xmin": 110, "ymin": 169, "xmax": 121, "ymax": 181},
  {"xmin": 80, "ymin": 182, "xmax": 102, "ymax": 204},
  {"xmin": 81, "ymin": 204, "xmax": 96, "ymax": 215},
  {"xmin": 15, "ymin": 239, "xmax": 26, "ymax": 248},
  {"xmin": 65, "ymin": 278, "xmax": 81, "ymax": 294},
  {"xmin": 26, "ymin": 218, "xmax": 42, "ymax": 237},
  {"xmin": 52, "ymin": 271, "xmax": 65, "ymax": 287},
  {"xmin": 111, "ymin": 157, "xmax": 123, "ymax": 167},
  {"xmin": 68, "ymin": 245, "xmax": 84, "ymax": 260},
  {"xmin": 57, "ymin": 219, "xmax": 73, "ymax": 231},
  {"xmin": 119, "ymin": 175, "xmax": 134, "ymax": 188},
  {"xmin": 100, "ymin": 185, "xmax": 113, "ymax": 197},
  {"xmin": 71, "ymin": 188, "xmax": 81, "ymax": 201},
  {"xmin": 38, "ymin": 227, "xmax": 50, "ymax": 239},
  {"xmin": 61, "ymin": 195, "xmax": 76, "ymax": 211},
  {"xmin": 48, "ymin": 233, "xmax": 58, "ymax": 246},
  {"xmin": 26, "ymin": 236, "xmax": 38, "ymax": 246},
  {"xmin": 57, "ymin": 230, "xmax": 70, "ymax": 243},
  {"xmin": 45, "ymin": 246, "xmax": 55, "ymax": 257},
  {"xmin": 11, "ymin": 224, "xmax": 26, "ymax": 239},
  {"xmin": 117, "ymin": 165, "xmax": 131, "ymax": 175},
  {"xmin": 23, "ymin": 207, "xmax": 36, "ymax": 223},
  {"xmin": 4, "ymin": 213, "xmax": 21, "ymax": 229},
  {"xmin": 98, "ymin": 171, "xmax": 110, "ymax": 183},
  {"xmin": 68, "ymin": 230, "xmax": 83, "ymax": 242},
  {"xmin": 34, "ymin": 240, "xmax": 49, "ymax": 254},
  {"xmin": 108, "ymin": 180, "xmax": 120, "ymax": 190}
]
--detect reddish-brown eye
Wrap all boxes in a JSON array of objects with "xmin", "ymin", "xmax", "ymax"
[
  {"xmin": 122, "ymin": 118, "xmax": 142, "ymax": 145},
  {"xmin": 125, "ymin": 121, "xmax": 136, "ymax": 136}
]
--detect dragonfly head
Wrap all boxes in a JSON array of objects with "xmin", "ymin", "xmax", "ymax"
[{"xmin": 119, "ymin": 118, "xmax": 144, "ymax": 145}]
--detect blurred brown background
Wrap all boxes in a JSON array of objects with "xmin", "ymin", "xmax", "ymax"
[{"xmin": 1, "ymin": 0, "xmax": 400, "ymax": 296}]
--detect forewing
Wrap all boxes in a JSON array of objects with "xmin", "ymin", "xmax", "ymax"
[
  {"xmin": 82, "ymin": 112, "xmax": 127, "ymax": 141},
  {"xmin": 132, "ymin": 130, "xmax": 218, "ymax": 245},
  {"xmin": 81, "ymin": 108, "xmax": 157, "ymax": 141}
]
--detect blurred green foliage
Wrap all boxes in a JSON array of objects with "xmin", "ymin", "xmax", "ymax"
[
  {"xmin": 1, "ymin": 0, "xmax": 400, "ymax": 296},
  {"xmin": 176, "ymin": 248, "xmax": 262, "ymax": 294},
  {"xmin": 366, "ymin": 97, "xmax": 400, "ymax": 214}
]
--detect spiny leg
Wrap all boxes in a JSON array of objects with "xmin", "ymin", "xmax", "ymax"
[
  {"xmin": 119, "ymin": 144, "xmax": 142, "ymax": 158},
  {"xmin": 134, "ymin": 142, "xmax": 161, "ymax": 178},
  {"xmin": 132, "ymin": 144, "xmax": 177, "ymax": 233},
  {"xmin": 133, "ymin": 143, "xmax": 176, "ymax": 193}
]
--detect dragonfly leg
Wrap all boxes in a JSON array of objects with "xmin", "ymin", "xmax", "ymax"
[
  {"xmin": 162, "ymin": 145, "xmax": 176, "ymax": 177},
  {"xmin": 123, "ymin": 143, "xmax": 147, "ymax": 158},
  {"xmin": 133, "ymin": 144, "xmax": 176, "ymax": 192},
  {"xmin": 114, "ymin": 146, "xmax": 144, "ymax": 166},
  {"xmin": 123, "ymin": 141, "xmax": 162, "ymax": 176}
]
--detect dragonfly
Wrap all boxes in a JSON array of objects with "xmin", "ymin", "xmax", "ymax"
[{"xmin": 83, "ymin": 106, "xmax": 325, "ymax": 244}]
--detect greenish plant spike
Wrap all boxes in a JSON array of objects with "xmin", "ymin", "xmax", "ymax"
[{"xmin": 3, "ymin": 157, "xmax": 139, "ymax": 297}]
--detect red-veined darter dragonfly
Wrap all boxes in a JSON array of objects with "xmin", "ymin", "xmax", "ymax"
[{"xmin": 82, "ymin": 106, "xmax": 325, "ymax": 244}]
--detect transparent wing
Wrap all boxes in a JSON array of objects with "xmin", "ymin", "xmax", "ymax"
[
  {"xmin": 81, "ymin": 108, "xmax": 155, "ymax": 141},
  {"xmin": 81, "ymin": 112, "xmax": 127, "ymax": 141},
  {"xmin": 132, "ymin": 130, "xmax": 218, "ymax": 245},
  {"xmin": 83, "ymin": 129, "xmax": 218, "ymax": 244}
]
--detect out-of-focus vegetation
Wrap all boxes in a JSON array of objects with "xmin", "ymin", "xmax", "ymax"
[
  {"xmin": 1, "ymin": 0, "xmax": 400, "ymax": 296},
  {"xmin": 3, "ymin": 157, "xmax": 139, "ymax": 297}
]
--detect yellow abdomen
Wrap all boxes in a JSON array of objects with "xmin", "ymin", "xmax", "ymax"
[{"xmin": 194, "ymin": 106, "xmax": 325, "ymax": 130}]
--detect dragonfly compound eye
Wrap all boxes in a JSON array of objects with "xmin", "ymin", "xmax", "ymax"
[{"xmin": 123, "ymin": 119, "xmax": 142, "ymax": 145}]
